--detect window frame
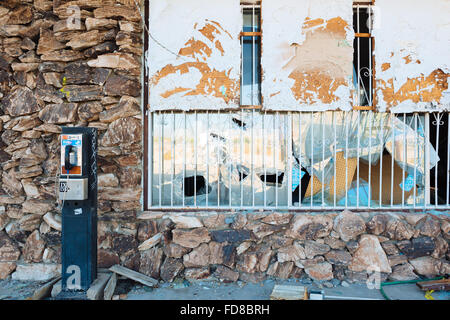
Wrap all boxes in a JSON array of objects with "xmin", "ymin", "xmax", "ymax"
[
  {"xmin": 240, "ymin": 2, "xmax": 262, "ymax": 109},
  {"xmin": 353, "ymin": 1, "xmax": 376, "ymax": 111}
]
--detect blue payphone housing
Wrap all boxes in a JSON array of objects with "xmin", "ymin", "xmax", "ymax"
[{"xmin": 59, "ymin": 127, "xmax": 97, "ymax": 293}]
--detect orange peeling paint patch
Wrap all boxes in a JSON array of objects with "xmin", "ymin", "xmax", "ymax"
[
  {"xmin": 403, "ymin": 55, "xmax": 412, "ymax": 64},
  {"xmin": 215, "ymin": 40, "xmax": 224, "ymax": 56},
  {"xmin": 378, "ymin": 69, "xmax": 449, "ymax": 108},
  {"xmin": 302, "ymin": 17, "xmax": 324, "ymax": 29},
  {"xmin": 152, "ymin": 62, "xmax": 239, "ymax": 104},
  {"xmin": 150, "ymin": 20, "xmax": 239, "ymax": 105},
  {"xmin": 284, "ymin": 16, "xmax": 351, "ymax": 104},
  {"xmin": 270, "ymin": 91, "xmax": 281, "ymax": 98},
  {"xmin": 381, "ymin": 63, "xmax": 391, "ymax": 71},
  {"xmin": 302, "ymin": 17, "xmax": 348, "ymax": 37},
  {"xmin": 178, "ymin": 38, "xmax": 212, "ymax": 60},
  {"xmin": 199, "ymin": 20, "xmax": 232, "ymax": 43},
  {"xmin": 289, "ymin": 69, "xmax": 347, "ymax": 104},
  {"xmin": 160, "ymin": 87, "xmax": 190, "ymax": 98}
]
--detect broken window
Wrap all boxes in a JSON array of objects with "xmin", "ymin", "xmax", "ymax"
[
  {"xmin": 240, "ymin": 3, "xmax": 261, "ymax": 107},
  {"xmin": 146, "ymin": 0, "xmax": 450, "ymax": 211}
]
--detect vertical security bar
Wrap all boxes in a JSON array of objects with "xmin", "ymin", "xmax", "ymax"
[
  {"xmin": 425, "ymin": 113, "xmax": 430, "ymax": 207},
  {"xmin": 183, "ymin": 112, "xmax": 186, "ymax": 207},
  {"xmin": 310, "ymin": 112, "xmax": 314, "ymax": 207},
  {"xmin": 379, "ymin": 114, "xmax": 384, "ymax": 207},
  {"xmin": 229, "ymin": 111, "xmax": 232, "ymax": 207},
  {"xmin": 345, "ymin": 111, "xmax": 349, "ymax": 208},
  {"xmin": 274, "ymin": 113, "xmax": 278, "ymax": 207},
  {"xmin": 194, "ymin": 111, "xmax": 198, "ymax": 206},
  {"xmin": 357, "ymin": 5, "xmax": 361, "ymax": 106},
  {"xmin": 447, "ymin": 112, "xmax": 450, "ymax": 207},
  {"xmin": 148, "ymin": 110, "xmax": 153, "ymax": 207},
  {"xmin": 356, "ymin": 110, "xmax": 361, "ymax": 207},
  {"xmin": 333, "ymin": 112, "xmax": 337, "ymax": 207},
  {"xmin": 252, "ymin": 109, "xmax": 255, "ymax": 207},
  {"xmin": 402, "ymin": 113, "xmax": 406, "ymax": 208},
  {"xmin": 298, "ymin": 112, "xmax": 303, "ymax": 208},
  {"xmin": 206, "ymin": 111, "xmax": 210, "ymax": 207},
  {"xmin": 217, "ymin": 111, "xmax": 220, "ymax": 208},
  {"xmin": 447, "ymin": 112, "xmax": 450, "ymax": 206},
  {"xmin": 413, "ymin": 113, "xmax": 418, "ymax": 208},
  {"xmin": 171, "ymin": 112, "xmax": 175, "ymax": 207},
  {"xmin": 263, "ymin": 111, "xmax": 267, "ymax": 207},
  {"xmin": 368, "ymin": 111, "xmax": 372, "ymax": 208},
  {"xmin": 240, "ymin": 109, "xmax": 244, "ymax": 207},
  {"xmin": 288, "ymin": 112, "xmax": 293, "ymax": 207},
  {"xmin": 321, "ymin": 112, "xmax": 325, "ymax": 207},
  {"xmin": 368, "ymin": 5, "xmax": 373, "ymax": 106},
  {"xmin": 390, "ymin": 114, "xmax": 395, "ymax": 207},
  {"xmin": 435, "ymin": 113, "xmax": 441, "ymax": 207},
  {"xmin": 159, "ymin": 112, "xmax": 163, "ymax": 207}
]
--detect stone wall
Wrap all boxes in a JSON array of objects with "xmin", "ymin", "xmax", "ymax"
[
  {"xmin": 130, "ymin": 211, "xmax": 449, "ymax": 285},
  {"xmin": 0, "ymin": 0, "xmax": 448, "ymax": 286},
  {"xmin": 0, "ymin": 0, "xmax": 143, "ymax": 280}
]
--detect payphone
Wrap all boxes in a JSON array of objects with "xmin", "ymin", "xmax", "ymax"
[{"xmin": 59, "ymin": 127, "xmax": 97, "ymax": 295}]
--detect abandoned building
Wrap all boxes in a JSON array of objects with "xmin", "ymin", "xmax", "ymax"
[{"xmin": 0, "ymin": 0, "xmax": 449, "ymax": 288}]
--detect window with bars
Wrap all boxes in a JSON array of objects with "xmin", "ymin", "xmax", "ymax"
[
  {"xmin": 146, "ymin": 1, "xmax": 450, "ymax": 211},
  {"xmin": 353, "ymin": 2, "xmax": 374, "ymax": 109},
  {"xmin": 240, "ymin": 3, "xmax": 261, "ymax": 107}
]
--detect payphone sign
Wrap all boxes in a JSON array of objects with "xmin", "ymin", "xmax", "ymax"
[{"xmin": 61, "ymin": 134, "xmax": 83, "ymax": 175}]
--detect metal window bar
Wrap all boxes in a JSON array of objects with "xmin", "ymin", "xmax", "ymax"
[{"xmin": 149, "ymin": 111, "xmax": 449, "ymax": 211}]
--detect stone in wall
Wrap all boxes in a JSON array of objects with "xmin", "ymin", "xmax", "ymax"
[
  {"xmin": 333, "ymin": 210, "xmax": 366, "ymax": 242},
  {"xmin": 349, "ymin": 234, "xmax": 392, "ymax": 274}
]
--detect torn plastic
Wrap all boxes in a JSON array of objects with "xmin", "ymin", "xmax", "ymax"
[
  {"xmin": 292, "ymin": 111, "xmax": 388, "ymax": 188},
  {"xmin": 293, "ymin": 112, "xmax": 439, "ymax": 191},
  {"xmin": 152, "ymin": 113, "xmax": 227, "ymax": 206},
  {"xmin": 384, "ymin": 114, "xmax": 439, "ymax": 183},
  {"xmin": 151, "ymin": 110, "xmax": 438, "ymax": 207},
  {"xmin": 218, "ymin": 112, "xmax": 289, "ymax": 206}
]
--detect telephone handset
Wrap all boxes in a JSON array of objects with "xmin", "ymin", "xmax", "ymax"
[
  {"xmin": 60, "ymin": 133, "xmax": 87, "ymax": 200},
  {"xmin": 64, "ymin": 145, "xmax": 79, "ymax": 171}
]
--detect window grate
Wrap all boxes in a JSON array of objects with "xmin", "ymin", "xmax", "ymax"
[{"xmin": 148, "ymin": 110, "xmax": 450, "ymax": 211}]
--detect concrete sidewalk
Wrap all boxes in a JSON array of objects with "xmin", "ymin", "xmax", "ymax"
[
  {"xmin": 125, "ymin": 278, "xmax": 447, "ymax": 301},
  {"xmin": 1, "ymin": 277, "xmax": 448, "ymax": 300}
]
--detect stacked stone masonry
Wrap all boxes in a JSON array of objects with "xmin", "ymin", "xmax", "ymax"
[
  {"xmin": 0, "ymin": 1, "xmax": 449, "ymax": 284},
  {"xmin": 0, "ymin": 0, "xmax": 143, "ymax": 280}
]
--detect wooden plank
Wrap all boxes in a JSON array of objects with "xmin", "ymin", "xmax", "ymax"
[
  {"xmin": 103, "ymin": 273, "xmax": 117, "ymax": 301},
  {"xmin": 87, "ymin": 273, "xmax": 112, "ymax": 300},
  {"xmin": 109, "ymin": 264, "xmax": 158, "ymax": 287},
  {"xmin": 270, "ymin": 285, "xmax": 307, "ymax": 300},
  {"xmin": 51, "ymin": 280, "xmax": 62, "ymax": 298},
  {"xmin": 416, "ymin": 279, "xmax": 450, "ymax": 291},
  {"xmin": 31, "ymin": 276, "xmax": 61, "ymax": 300}
]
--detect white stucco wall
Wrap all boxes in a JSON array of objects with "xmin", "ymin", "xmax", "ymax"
[
  {"xmin": 373, "ymin": 0, "xmax": 450, "ymax": 112},
  {"xmin": 148, "ymin": 0, "xmax": 242, "ymax": 111},
  {"xmin": 261, "ymin": 0, "xmax": 354, "ymax": 111}
]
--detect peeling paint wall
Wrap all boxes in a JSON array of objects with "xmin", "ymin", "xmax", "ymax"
[
  {"xmin": 148, "ymin": 0, "xmax": 242, "ymax": 111},
  {"xmin": 373, "ymin": 0, "xmax": 450, "ymax": 112},
  {"xmin": 261, "ymin": 0, "xmax": 354, "ymax": 111}
]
